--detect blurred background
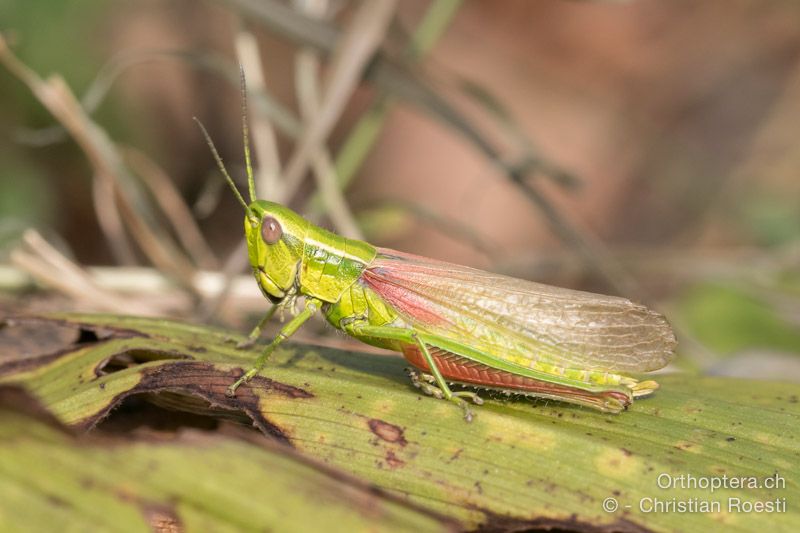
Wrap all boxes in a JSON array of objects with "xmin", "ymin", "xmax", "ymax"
[{"xmin": 1, "ymin": 0, "xmax": 799, "ymax": 382}]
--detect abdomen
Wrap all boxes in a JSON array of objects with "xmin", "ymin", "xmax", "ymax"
[{"xmin": 401, "ymin": 344, "xmax": 632, "ymax": 411}]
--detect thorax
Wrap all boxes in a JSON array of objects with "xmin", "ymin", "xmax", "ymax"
[{"xmin": 298, "ymin": 227, "xmax": 376, "ymax": 303}]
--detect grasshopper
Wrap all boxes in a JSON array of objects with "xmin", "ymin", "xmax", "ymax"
[{"xmin": 195, "ymin": 107, "xmax": 676, "ymax": 422}]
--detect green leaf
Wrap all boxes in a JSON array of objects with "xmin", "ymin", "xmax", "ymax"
[
  {"xmin": 1, "ymin": 313, "xmax": 798, "ymax": 532},
  {"xmin": 0, "ymin": 387, "xmax": 454, "ymax": 532},
  {"xmin": 678, "ymin": 283, "xmax": 800, "ymax": 355}
]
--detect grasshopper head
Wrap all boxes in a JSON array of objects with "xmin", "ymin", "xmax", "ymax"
[
  {"xmin": 244, "ymin": 200, "xmax": 309, "ymax": 302},
  {"xmin": 194, "ymin": 75, "xmax": 311, "ymax": 303}
]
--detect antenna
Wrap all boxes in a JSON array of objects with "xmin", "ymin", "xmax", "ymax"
[
  {"xmin": 239, "ymin": 65, "xmax": 257, "ymax": 204},
  {"xmin": 193, "ymin": 116, "xmax": 249, "ymax": 211}
]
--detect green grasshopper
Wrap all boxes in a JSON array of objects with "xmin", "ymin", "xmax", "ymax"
[{"xmin": 196, "ymin": 116, "xmax": 676, "ymax": 422}]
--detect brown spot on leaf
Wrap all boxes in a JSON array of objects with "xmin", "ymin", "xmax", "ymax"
[
  {"xmin": 448, "ymin": 448, "xmax": 464, "ymax": 463},
  {"xmin": 77, "ymin": 361, "xmax": 312, "ymax": 445},
  {"xmin": 186, "ymin": 345, "xmax": 207, "ymax": 353},
  {"xmin": 95, "ymin": 395, "xmax": 222, "ymax": 435},
  {"xmin": 45, "ymin": 494, "xmax": 69, "ymax": 508},
  {"xmin": 142, "ymin": 503, "xmax": 183, "ymax": 533},
  {"xmin": 94, "ymin": 349, "xmax": 190, "ymax": 377},
  {"xmin": 475, "ymin": 508, "xmax": 654, "ymax": 533},
  {"xmin": 367, "ymin": 419, "xmax": 407, "ymax": 446},
  {"xmin": 114, "ymin": 488, "xmax": 184, "ymax": 533},
  {"xmin": 262, "ymin": 377, "xmax": 314, "ymax": 399},
  {"xmin": 76, "ymin": 326, "xmax": 114, "ymax": 344},
  {"xmin": 0, "ymin": 317, "xmax": 79, "ymax": 360},
  {"xmin": 385, "ymin": 450, "xmax": 405, "ymax": 469},
  {"xmin": 0, "ymin": 316, "xmax": 145, "ymax": 376}
]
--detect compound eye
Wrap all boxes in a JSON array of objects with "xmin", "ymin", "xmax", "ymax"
[{"xmin": 261, "ymin": 216, "xmax": 283, "ymax": 244}]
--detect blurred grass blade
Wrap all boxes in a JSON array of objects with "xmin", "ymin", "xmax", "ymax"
[
  {"xmin": 2, "ymin": 313, "xmax": 797, "ymax": 532},
  {"xmin": 224, "ymin": 0, "xmax": 338, "ymax": 53},
  {"xmin": 456, "ymin": 78, "xmax": 581, "ymax": 189},
  {"xmin": 333, "ymin": 0, "xmax": 463, "ymax": 191},
  {"xmin": 406, "ymin": 0, "xmax": 463, "ymax": 59},
  {"xmin": 91, "ymin": 173, "xmax": 139, "ymax": 265},
  {"xmin": 280, "ymin": 0, "xmax": 398, "ymax": 203},
  {"xmin": 10, "ymin": 231, "xmax": 162, "ymax": 315},
  {"xmin": 357, "ymin": 200, "xmax": 498, "ymax": 258},
  {"xmin": 15, "ymin": 47, "xmax": 302, "ymax": 150},
  {"xmin": 224, "ymin": 0, "xmax": 634, "ymax": 295},
  {"xmin": 84, "ymin": 48, "xmax": 302, "ymax": 139},
  {"xmin": 678, "ymin": 283, "xmax": 800, "ymax": 359},
  {"xmin": 294, "ymin": 0, "xmax": 364, "ymax": 239},
  {"xmin": 123, "ymin": 147, "xmax": 220, "ymax": 270},
  {"xmin": 0, "ymin": 37, "xmax": 198, "ymax": 286},
  {"xmin": 236, "ymin": 29, "xmax": 284, "ymax": 200}
]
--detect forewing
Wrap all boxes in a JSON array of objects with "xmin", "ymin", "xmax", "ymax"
[{"xmin": 362, "ymin": 248, "xmax": 676, "ymax": 372}]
